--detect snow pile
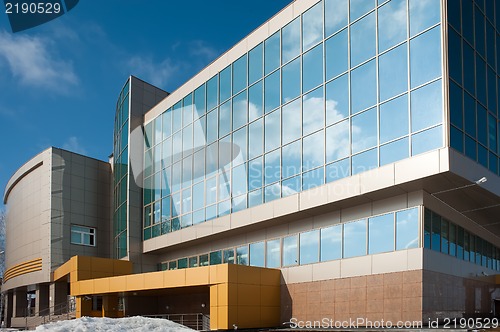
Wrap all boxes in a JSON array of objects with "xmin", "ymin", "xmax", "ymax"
[{"xmin": 35, "ymin": 316, "xmax": 195, "ymax": 332}]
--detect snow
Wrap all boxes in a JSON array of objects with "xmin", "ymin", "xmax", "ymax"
[{"xmin": 34, "ymin": 316, "xmax": 195, "ymax": 332}]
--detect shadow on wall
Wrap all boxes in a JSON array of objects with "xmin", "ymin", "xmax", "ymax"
[{"xmin": 280, "ymin": 274, "xmax": 292, "ymax": 325}]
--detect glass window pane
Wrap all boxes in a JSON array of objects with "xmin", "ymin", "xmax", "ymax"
[
  {"xmin": 173, "ymin": 102, "xmax": 182, "ymax": 133},
  {"xmin": 378, "ymin": 0, "xmax": 407, "ymax": 52},
  {"xmin": 220, "ymin": 67, "xmax": 232, "ymax": 105},
  {"xmin": 206, "ymin": 109, "xmax": 218, "ymax": 144},
  {"xmin": 441, "ymin": 218, "xmax": 449, "ymax": 254},
  {"xmin": 350, "ymin": 11, "xmax": 376, "ymax": 67},
  {"xmin": 71, "ymin": 232, "xmax": 81, "ymax": 244},
  {"xmin": 162, "ymin": 111, "xmax": 172, "ymax": 140},
  {"xmin": 343, "ymin": 219, "xmax": 367, "ymax": 258},
  {"xmin": 321, "ymin": 224, "xmax": 342, "ymax": 261},
  {"xmin": 266, "ymin": 239, "xmax": 281, "ymax": 268},
  {"xmin": 326, "ymin": 158, "xmax": 350, "ymax": 182},
  {"xmin": 249, "ymin": 43, "xmax": 263, "ymax": 85},
  {"xmin": 476, "ymin": 58, "xmax": 487, "ymax": 107},
  {"xmin": 265, "ymin": 70, "xmax": 280, "ymax": 113},
  {"xmin": 182, "ymin": 94, "xmax": 193, "ymax": 127},
  {"xmin": 303, "ymin": 86, "xmax": 324, "ymax": 135},
  {"xmin": 380, "ymin": 137, "xmax": 409, "ymax": 166},
  {"xmin": 232, "ymin": 163, "xmax": 247, "ymax": 197},
  {"xmin": 379, "ymin": 44, "xmax": 408, "ymax": 102},
  {"xmin": 248, "ymin": 157, "xmax": 263, "ymax": 191},
  {"xmin": 194, "ymin": 84, "xmax": 206, "ymax": 117},
  {"xmin": 233, "ymin": 55, "xmax": 247, "ymax": 94},
  {"xmin": 189, "ymin": 257, "xmax": 198, "ymax": 268},
  {"xmin": 396, "ymin": 208, "xmax": 419, "ymax": 250},
  {"xmin": 326, "ymin": 29, "xmax": 348, "ymax": 80},
  {"xmin": 219, "ymin": 101, "xmax": 231, "ymax": 138},
  {"xmin": 249, "ymin": 119, "xmax": 263, "ymax": 159},
  {"xmin": 303, "ymin": 44, "xmax": 324, "ymax": 93},
  {"xmin": 350, "ymin": 0, "xmax": 375, "ymax": 22},
  {"xmin": 282, "ymin": 99, "xmax": 302, "ymax": 144},
  {"xmin": 199, "ymin": 254, "xmax": 209, "ymax": 266},
  {"xmin": 232, "ymin": 91, "xmax": 248, "ymax": 131},
  {"xmin": 464, "ymin": 92, "xmax": 476, "ymax": 137},
  {"xmin": 303, "ymin": 130, "xmax": 324, "ymax": 171},
  {"xmin": 303, "ymin": 2, "xmax": 323, "ymax": 51},
  {"xmin": 282, "ymin": 17, "xmax": 300, "ymax": 64},
  {"xmin": 265, "ymin": 32, "xmax": 280, "ymax": 75},
  {"xmin": 282, "ymin": 140, "xmax": 301, "ymax": 179},
  {"xmin": 264, "ymin": 150, "xmax": 281, "ymax": 185},
  {"xmin": 352, "ymin": 108, "xmax": 377, "ymax": 153},
  {"xmin": 463, "ymin": 43, "xmax": 475, "ymax": 96},
  {"xmin": 223, "ymin": 249, "xmax": 235, "ymax": 264},
  {"xmin": 449, "ymin": 81, "xmax": 463, "ymax": 129},
  {"xmin": 325, "ymin": 0, "xmax": 348, "ymax": 37},
  {"xmin": 475, "ymin": 8, "xmax": 485, "ymax": 57},
  {"xmin": 283, "ymin": 235, "xmax": 298, "ymax": 266},
  {"xmin": 431, "ymin": 212, "xmax": 441, "ymax": 251},
  {"xmin": 477, "ymin": 105, "xmax": 488, "ymax": 146},
  {"xmin": 300, "ymin": 230, "xmax": 320, "ymax": 264},
  {"xmin": 282, "ymin": 176, "xmax": 301, "ymax": 197},
  {"xmin": 249, "ymin": 241, "xmax": 265, "ymax": 267},
  {"xmin": 449, "ymin": 223, "xmax": 456, "ymax": 257},
  {"xmin": 326, "ymin": 74, "xmax": 349, "ymax": 125},
  {"xmin": 369, "ymin": 213, "xmax": 395, "ymax": 254},
  {"xmin": 326, "ymin": 119, "xmax": 349, "ymax": 163},
  {"xmin": 489, "ymin": 113, "xmax": 497, "ymax": 152},
  {"xmin": 351, "ymin": 59, "xmax": 376, "ymax": 114},
  {"xmin": 380, "ymin": 94, "xmax": 409, "ymax": 143},
  {"xmin": 236, "ymin": 246, "xmax": 248, "ymax": 265},
  {"xmin": 265, "ymin": 110, "xmax": 280, "ymax": 152},
  {"xmin": 302, "ymin": 167, "xmax": 324, "ymax": 190},
  {"xmin": 192, "ymin": 182, "xmax": 204, "ymax": 212},
  {"xmin": 207, "ymin": 75, "xmax": 218, "ymax": 111},
  {"xmin": 233, "ymin": 126, "xmax": 247, "ymax": 165},
  {"xmin": 411, "ymin": 80, "xmax": 443, "ymax": 132},
  {"xmin": 282, "ymin": 58, "xmax": 301, "ymax": 103},
  {"xmin": 352, "ymin": 148, "xmax": 377, "ymax": 175},
  {"xmin": 409, "ymin": 0, "xmax": 440, "ymax": 37},
  {"xmin": 210, "ymin": 251, "xmax": 222, "ymax": 265},
  {"xmin": 193, "ymin": 115, "xmax": 206, "ymax": 151},
  {"xmin": 249, "ymin": 81, "xmax": 263, "ymax": 122},
  {"xmin": 448, "ymin": 29, "xmax": 462, "ymax": 85},
  {"xmin": 410, "ymin": 26, "xmax": 442, "ymax": 88}
]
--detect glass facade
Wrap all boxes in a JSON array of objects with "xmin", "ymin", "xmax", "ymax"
[
  {"xmin": 113, "ymin": 80, "xmax": 130, "ymax": 258},
  {"xmin": 424, "ymin": 208, "xmax": 500, "ymax": 271},
  {"xmin": 142, "ymin": 0, "xmax": 444, "ymax": 239},
  {"xmin": 159, "ymin": 207, "xmax": 419, "ymax": 270},
  {"xmin": 448, "ymin": 0, "xmax": 500, "ymax": 174}
]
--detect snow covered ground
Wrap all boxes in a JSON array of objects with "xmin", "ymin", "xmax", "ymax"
[{"xmin": 34, "ymin": 316, "xmax": 195, "ymax": 332}]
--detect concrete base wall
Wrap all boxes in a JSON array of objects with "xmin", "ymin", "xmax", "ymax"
[
  {"xmin": 423, "ymin": 270, "xmax": 500, "ymax": 320},
  {"xmin": 281, "ymin": 270, "xmax": 423, "ymax": 326}
]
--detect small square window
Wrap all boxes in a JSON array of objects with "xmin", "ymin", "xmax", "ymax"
[{"xmin": 70, "ymin": 225, "xmax": 96, "ymax": 247}]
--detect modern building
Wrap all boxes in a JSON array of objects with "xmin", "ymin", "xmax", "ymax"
[{"xmin": 3, "ymin": 0, "xmax": 500, "ymax": 330}]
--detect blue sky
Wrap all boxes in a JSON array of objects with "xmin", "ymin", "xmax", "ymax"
[{"xmin": 0, "ymin": 0, "xmax": 292, "ymax": 204}]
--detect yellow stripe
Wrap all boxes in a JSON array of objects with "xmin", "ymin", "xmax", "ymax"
[{"xmin": 4, "ymin": 258, "xmax": 42, "ymax": 282}]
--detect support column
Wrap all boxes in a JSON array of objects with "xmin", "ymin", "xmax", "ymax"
[
  {"xmin": 12, "ymin": 288, "xmax": 27, "ymax": 318},
  {"xmin": 49, "ymin": 283, "xmax": 56, "ymax": 315},
  {"xmin": 35, "ymin": 284, "xmax": 49, "ymax": 316},
  {"xmin": 50, "ymin": 282, "xmax": 68, "ymax": 314},
  {"xmin": 4, "ymin": 292, "xmax": 12, "ymax": 327}
]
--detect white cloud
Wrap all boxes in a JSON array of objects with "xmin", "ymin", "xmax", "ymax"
[
  {"xmin": 188, "ymin": 40, "xmax": 218, "ymax": 61},
  {"xmin": 0, "ymin": 30, "xmax": 78, "ymax": 91},
  {"xmin": 62, "ymin": 136, "xmax": 87, "ymax": 155},
  {"xmin": 126, "ymin": 40, "xmax": 219, "ymax": 89},
  {"xmin": 127, "ymin": 56, "xmax": 179, "ymax": 88}
]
